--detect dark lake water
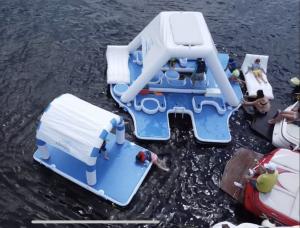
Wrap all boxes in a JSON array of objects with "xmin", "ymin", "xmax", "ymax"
[{"xmin": 0, "ymin": 0, "xmax": 299, "ymax": 227}]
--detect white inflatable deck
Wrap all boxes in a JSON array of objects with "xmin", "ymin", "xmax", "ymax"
[
  {"xmin": 241, "ymin": 54, "xmax": 274, "ymax": 99},
  {"xmin": 272, "ymin": 102, "xmax": 300, "ymax": 149},
  {"xmin": 259, "ymin": 149, "xmax": 299, "ymax": 223}
]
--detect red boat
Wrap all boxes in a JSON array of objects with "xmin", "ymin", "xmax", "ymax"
[{"xmin": 221, "ymin": 148, "xmax": 299, "ymax": 226}]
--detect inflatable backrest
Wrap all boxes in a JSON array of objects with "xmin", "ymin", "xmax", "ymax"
[{"xmin": 241, "ymin": 54, "xmax": 269, "ymax": 74}]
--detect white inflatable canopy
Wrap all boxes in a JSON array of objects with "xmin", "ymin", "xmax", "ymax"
[
  {"xmin": 36, "ymin": 94, "xmax": 121, "ymax": 165},
  {"xmin": 122, "ymin": 11, "xmax": 239, "ymax": 106}
]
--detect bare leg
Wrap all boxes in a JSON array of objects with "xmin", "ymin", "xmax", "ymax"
[
  {"xmin": 262, "ymin": 76, "xmax": 268, "ymax": 84},
  {"xmin": 268, "ymin": 113, "xmax": 283, "ymax": 124},
  {"xmin": 281, "ymin": 112, "xmax": 297, "ymax": 123},
  {"xmin": 253, "ymin": 72, "xmax": 262, "ymax": 84},
  {"xmin": 154, "ymin": 158, "xmax": 170, "ymax": 172},
  {"xmin": 258, "ymin": 72, "xmax": 268, "ymax": 84},
  {"xmin": 102, "ymin": 151, "xmax": 109, "ymax": 160},
  {"xmin": 268, "ymin": 112, "xmax": 295, "ymax": 124}
]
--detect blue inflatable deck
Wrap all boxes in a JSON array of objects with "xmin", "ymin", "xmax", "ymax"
[
  {"xmin": 34, "ymin": 133, "xmax": 152, "ymax": 206},
  {"xmin": 111, "ymin": 53, "xmax": 243, "ymax": 143},
  {"xmin": 33, "ymin": 94, "xmax": 153, "ymax": 206}
]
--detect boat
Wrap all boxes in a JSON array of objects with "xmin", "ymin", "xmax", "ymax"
[
  {"xmin": 212, "ymin": 219, "xmax": 290, "ymax": 228},
  {"xmin": 245, "ymin": 102, "xmax": 283, "ymax": 141},
  {"xmin": 272, "ymin": 101, "xmax": 300, "ymax": 150},
  {"xmin": 33, "ymin": 94, "xmax": 152, "ymax": 206},
  {"xmin": 220, "ymin": 148, "xmax": 299, "ymax": 226},
  {"xmin": 106, "ymin": 11, "xmax": 243, "ymax": 143},
  {"xmin": 244, "ymin": 100, "xmax": 299, "ymax": 150},
  {"xmin": 212, "ymin": 220, "xmax": 298, "ymax": 228}
]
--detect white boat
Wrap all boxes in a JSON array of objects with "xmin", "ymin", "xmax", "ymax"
[
  {"xmin": 221, "ymin": 148, "xmax": 300, "ymax": 226},
  {"xmin": 272, "ymin": 101, "xmax": 300, "ymax": 149},
  {"xmin": 212, "ymin": 220, "xmax": 296, "ymax": 228}
]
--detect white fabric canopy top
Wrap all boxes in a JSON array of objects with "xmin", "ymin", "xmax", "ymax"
[{"xmin": 36, "ymin": 94, "xmax": 121, "ymax": 165}]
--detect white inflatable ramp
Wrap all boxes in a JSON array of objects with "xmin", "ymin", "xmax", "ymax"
[
  {"xmin": 106, "ymin": 45, "xmax": 130, "ymax": 84},
  {"xmin": 241, "ymin": 54, "xmax": 274, "ymax": 99}
]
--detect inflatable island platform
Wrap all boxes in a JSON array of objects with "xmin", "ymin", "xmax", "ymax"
[
  {"xmin": 106, "ymin": 11, "xmax": 243, "ymax": 143},
  {"xmin": 33, "ymin": 94, "xmax": 152, "ymax": 206}
]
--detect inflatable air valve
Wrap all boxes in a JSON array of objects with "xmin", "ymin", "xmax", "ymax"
[{"xmin": 36, "ymin": 139, "xmax": 50, "ymax": 160}]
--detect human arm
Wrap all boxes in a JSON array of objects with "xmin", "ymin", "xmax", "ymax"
[
  {"xmin": 242, "ymin": 99, "xmax": 256, "ymax": 106},
  {"xmin": 255, "ymin": 163, "xmax": 266, "ymax": 174},
  {"xmin": 224, "ymin": 64, "xmax": 228, "ymax": 71},
  {"xmin": 155, "ymin": 158, "xmax": 170, "ymax": 172},
  {"xmin": 291, "ymin": 103, "xmax": 299, "ymax": 112},
  {"xmin": 237, "ymin": 78, "xmax": 245, "ymax": 85},
  {"xmin": 245, "ymin": 65, "xmax": 254, "ymax": 74}
]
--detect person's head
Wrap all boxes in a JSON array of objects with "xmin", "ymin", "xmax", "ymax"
[
  {"xmin": 136, "ymin": 151, "xmax": 146, "ymax": 162},
  {"xmin": 295, "ymin": 93, "xmax": 300, "ymax": 102},
  {"xmin": 221, "ymin": 224, "xmax": 230, "ymax": 228},
  {"xmin": 197, "ymin": 58, "xmax": 203, "ymax": 63},
  {"xmin": 255, "ymin": 58, "xmax": 260, "ymax": 63},
  {"xmin": 232, "ymin": 69, "xmax": 240, "ymax": 78},
  {"xmin": 264, "ymin": 162, "xmax": 277, "ymax": 174},
  {"xmin": 256, "ymin": 90, "xmax": 265, "ymax": 99}
]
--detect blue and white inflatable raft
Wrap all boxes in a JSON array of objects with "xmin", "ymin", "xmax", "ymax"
[
  {"xmin": 33, "ymin": 94, "xmax": 152, "ymax": 206},
  {"xmin": 106, "ymin": 11, "xmax": 243, "ymax": 143}
]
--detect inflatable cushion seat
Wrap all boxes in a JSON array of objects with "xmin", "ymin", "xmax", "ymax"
[
  {"xmin": 134, "ymin": 93, "xmax": 166, "ymax": 114},
  {"xmin": 113, "ymin": 84, "xmax": 129, "ymax": 97},
  {"xmin": 192, "ymin": 96, "xmax": 226, "ymax": 115}
]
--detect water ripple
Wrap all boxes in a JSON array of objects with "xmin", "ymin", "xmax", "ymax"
[{"xmin": 0, "ymin": 0, "xmax": 299, "ymax": 227}]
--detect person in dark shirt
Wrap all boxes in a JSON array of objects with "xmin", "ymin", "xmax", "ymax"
[
  {"xmin": 225, "ymin": 58, "xmax": 237, "ymax": 73},
  {"xmin": 243, "ymin": 90, "xmax": 271, "ymax": 114},
  {"xmin": 191, "ymin": 58, "xmax": 207, "ymax": 85},
  {"xmin": 99, "ymin": 140, "xmax": 109, "ymax": 160}
]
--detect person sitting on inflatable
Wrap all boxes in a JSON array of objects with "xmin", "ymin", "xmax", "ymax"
[
  {"xmin": 268, "ymin": 100, "xmax": 300, "ymax": 124},
  {"xmin": 247, "ymin": 58, "xmax": 267, "ymax": 84},
  {"xmin": 229, "ymin": 69, "xmax": 244, "ymax": 84},
  {"xmin": 225, "ymin": 57, "xmax": 244, "ymax": 85},
  {"xmin": 99, "ymin": 140, "xmax": 109, "ymax": 160},
  {"xmin": 234, "ymin": 162, "xmax": 278, "ymax": 193},
  {"xmin": 225, "ymin": 57, "xmax": 238, "ymax": 73},
  {"xmin": 191, "ymin": 58, "xmax": 207, "ymax": 85},
  {"xmin": 136, "ymin": 150, "xmax": 170, "ymax": 172},
  {"xmin": 242, "ymin": 90, "xmax": 271, "ymax": 114}
]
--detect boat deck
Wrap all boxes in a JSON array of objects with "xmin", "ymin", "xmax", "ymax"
[{"xmin": 220, "ymin": 148, "xmax": 263, "ymax": 203}]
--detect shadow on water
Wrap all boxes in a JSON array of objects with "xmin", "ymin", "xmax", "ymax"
[{"xmin": 0, "ymin": 0, "xmax": 299, "ymax": 227}]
